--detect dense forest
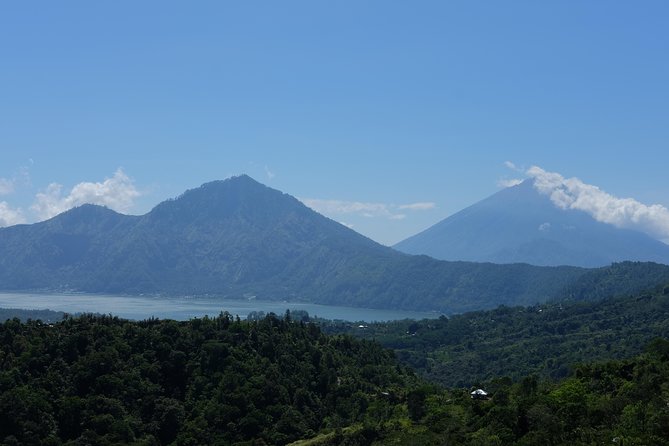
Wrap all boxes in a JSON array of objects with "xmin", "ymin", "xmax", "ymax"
[
  {"xmin": 322, "ymin": 282, "xmax": 669, "ymax": 387},
  {"xmin": 2, "ymin": 309, "xmax": 669, "ymax": 445},
  {"xmin": 559, "ymin": 261, "xmax": 669, "ymax": 302},
  {"xmin": 0, "ymin": 312, "xmax": 414, "ymax": 445},
  {"xmin": 362, "ymin": 338, "xmax": 669, "ymax": 446}
]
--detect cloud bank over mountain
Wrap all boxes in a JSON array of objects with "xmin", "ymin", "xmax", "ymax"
[
  {"xmin": 395, "ymin": 175, "xmax": 669, "ymax": 267},
  {"xmin": 527, "ymin": 166, "xmax": 669, "ymax": 242},
  {"xmin": 0, "ymin": 202, "xmax": 25, "ymax": 227},
  {"xmin": 31, "ymin": 169, "xmax": 140, "ymax": 220},
  {"xmin": 0, "ymin": 169, "xmax": 141, "ymax": 227}
]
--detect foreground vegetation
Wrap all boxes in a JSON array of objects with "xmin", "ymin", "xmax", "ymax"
[
  {"xmin": 2, "ymin": 306, "xmax": 669, "ymax": 445},
  {"xmin": 366, "ymin": 338, "xmax": 669, "ymax": 446},
  {"xmin": 0, "ymin": 313, "xmax": 413, "ymax": 445}
]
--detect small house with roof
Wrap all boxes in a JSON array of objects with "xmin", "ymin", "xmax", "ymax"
[{"xmin": 470, "ymin": 389, "xmax": 489, "ymax": 400}]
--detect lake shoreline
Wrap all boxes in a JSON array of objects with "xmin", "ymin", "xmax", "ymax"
[{"xmin": 0, "ymin": 291, "xmax": 440, "ymax": 323}]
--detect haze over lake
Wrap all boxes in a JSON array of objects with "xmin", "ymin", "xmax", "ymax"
[{"xmin": 0, "ymin": 292, "xmax": 438, "ymax": 322}]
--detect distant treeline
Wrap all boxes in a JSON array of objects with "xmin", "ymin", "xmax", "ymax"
[{"xmin": 0, "ymin": 307, "xmax": 66, "ymax": 323}]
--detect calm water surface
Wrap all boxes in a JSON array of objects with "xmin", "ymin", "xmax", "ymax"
[{"xmin": 0, "ymin": 292, "xmax": 438, "ymax": 322}]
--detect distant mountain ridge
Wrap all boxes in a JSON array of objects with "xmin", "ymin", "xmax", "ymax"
[
  {"xmin": 1, "ymin": 175, "xmax": 668, "ymax": 313},
  {"xmin": 394, "ymin": 179, "xmax": 669, "ymax": 267}
]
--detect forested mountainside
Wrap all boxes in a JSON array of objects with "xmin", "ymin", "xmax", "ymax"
[
  {"xmin": 323, "ymin": 282, "xmax": 669, "ymax": 387},
  {"xmin": 0, "ymin": 176, "xmax": 577, "ymax": 313},
  {"xmin": 3, "ymin": 176, "xmax": 669, "ymax": 313},
  {"xmin": 558, "ymin": 260, "xmax": 669, "ymax": 301}
]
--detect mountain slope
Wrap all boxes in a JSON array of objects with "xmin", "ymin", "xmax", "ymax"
[
  {"xmin": 326, "ymin": 281, "xmax": 669, "ymax": 387},
  {"xmin": 394, "ymin": 179, "xmax": 669, "ymax": 267},
  {"xmin": 1, "ymin": 175, "xmax": 667, "ymax": 313}
]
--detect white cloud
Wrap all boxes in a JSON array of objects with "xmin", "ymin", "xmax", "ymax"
[
  {"xmin": 527, "ymin": 166, "xmax": 669, "ymax": 240},
  {"xmin": 264, "ymin": 165, "xmax": 275, "ymax": 180},
  {"xmin": 0, "ymin": 161, "xmax": 33, "ymax": 196},
  {"xmin": 538, "ymin": 222, "xmax": 551, "ymax": 231},
  {"xmin": 0, "ymin": 202, "xmax": 26, "ymax": 227},
  {"xmin": 31, "ymin": 169, "xmax": 141, "ymax": 220},
  {"xmin": 301, "ymin": 198, "xmax": 435, "ymax": 221},
  {"xmin": 504, "ymin": 160, "xmax": 526, "ymax": 173},
  {"xmin": 0, "ymin": 178, "xmax": 14, "ymax": 195},
  {"xmin": 302, "ymin": 199, "xmax": 394, "ymax": 218},
  {"xmin": 499, "ymin": 161, "xmax": 526, "ymax": 188},
  {"xmin": 497, "ymin": 178, "xmax": 523, "ymax": 188},
  {"xmin": 398, "ymin": 202, "xmax": 436, "ymax": 211}
]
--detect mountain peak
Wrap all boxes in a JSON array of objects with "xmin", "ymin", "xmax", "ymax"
[
  {"xmin": 54, "ymin": 203, "xmax": 125, "ymax": 223},
  {"xmin": 200, "ymin": 174, "xmax": 262, "ymax": 188},
  {"xmin": 394, "ymin": 181, "xmax": 669, "ymax": 267},
  {"xmin": 183, "ymin": 174, "xmax": 266, "ymax": 196},
  {"xmin": 148, "ymin": 174, "xmax": 289, "ymax": 220}
]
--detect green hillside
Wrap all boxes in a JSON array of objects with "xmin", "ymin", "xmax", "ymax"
[
  {"xmin": 366, "ymin": 340, "xmax": 669, "ymax": 445},
  {"xmin": 323, "ymin": 282, "xmax": 669, "ymax": 386}
]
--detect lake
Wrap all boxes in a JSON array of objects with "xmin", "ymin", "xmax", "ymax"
[{"xmin": 0, "ymin": 292, "xmax": 439, "ymax": 322}]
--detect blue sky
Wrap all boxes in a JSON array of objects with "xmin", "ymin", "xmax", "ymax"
[{"xmin": 1, "ymin": 1, "xmax": 668, "ymax": 245}]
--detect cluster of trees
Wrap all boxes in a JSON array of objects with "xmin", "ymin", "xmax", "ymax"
[
  {"xmin": 321, "ymin": 282, "xmax": 669, "ymax": 386},
  {"xmin": 0, "ymin": 312, "xmax": 414, "ymax": 445}
]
